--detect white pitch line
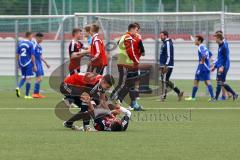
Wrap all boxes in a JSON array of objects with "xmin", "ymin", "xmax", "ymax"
[
  {"xmin": 0, "ymin": 107, "xmax": 240, "ymax": 110},
  {"xmin": 145, "ymin": 108, "xmax": 240, "ymax": 110}
]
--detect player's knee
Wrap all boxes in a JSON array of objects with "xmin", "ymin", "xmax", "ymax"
[
  {"xmin": 217, "ymin": 81, "xmax": 224, "ymax": 86},
  {"xmin": 26, "ymin": 77, "xmax": 32, "ymax": 82},
  {"xmin": 166, "ymin": 81, "xmax": 174, "ymax": 88},
  {"xmin": 36, "ymin": 76, "xmax": 42, "ymax": 82}
]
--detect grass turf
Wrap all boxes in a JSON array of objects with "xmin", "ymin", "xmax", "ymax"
[{"xmin": 0, "ymin": 76, "xmax": 240, "ymax": 160}]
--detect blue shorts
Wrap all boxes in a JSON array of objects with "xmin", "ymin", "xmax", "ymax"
[
  {"xmin": 20, "ymin": 65, "xmax": 34, "ymax": 78},
  {"xmin": 195, "ymin": 69, "xmax": 210, "ymax": 81},
  {"xmin": 35, "ymin": 63, "xmax": 44, "ymax": 77},
  {"xmin": 216, "ymin": 69, "xmax": 228, "ymax": 82}
]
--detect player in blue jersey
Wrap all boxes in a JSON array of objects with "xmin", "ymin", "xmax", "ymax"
[
  {"xmin": 211, "ymin": 33, "xmax": 238, "ymax": 101},
  {"xmin": 185, "ymin": 35, "xmax": 215, "ymax": 101},
  {"xmin": 16, "ymin": 32, "xmax": 37, "ymax": 99},
  {"xmin": 32, "ymin": 33, "xmax": 50, "ymax": 98},
  {"xmin": 214, "ymin": 30, "xmax": 232, "ymax": 100}
]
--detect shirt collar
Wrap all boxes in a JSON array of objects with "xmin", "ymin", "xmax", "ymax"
[
  {"xmin": 126, "ymin": 32, "xmax": 134, "ymax": 37},
  {"xmin": 162, "ymin": 38, "xmax": 169, "ymax": 42},
  {"xmin": 219, "ymin": 41, "xmax": 224, "ymax": 47},
  {"xmin": 93, "ymin": 33, "xmax": 98, "ymax": 38}
]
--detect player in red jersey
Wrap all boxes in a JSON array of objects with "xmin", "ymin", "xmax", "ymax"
[
  {"xmin": 64, "ymin": 92, "xmax": 131, "ymax": 132},
  {"xmin": 110, "ymin": 23, "xmax": 144, "ymax": 111},
  {"xmin": 68, "ymin": 28, "xmax": 89, "ymax": 75},
  {"xmin": 61, "ymin": 72, "xmax": 115, "ymax": 131},
  {"xmin": 88, "ymin": 24, "xmax": 108, "ymax": 75}
]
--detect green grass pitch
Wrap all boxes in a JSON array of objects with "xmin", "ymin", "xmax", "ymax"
[{"xmin": 0, "ymin": 76, "xmax": 240, "ymax": 160}]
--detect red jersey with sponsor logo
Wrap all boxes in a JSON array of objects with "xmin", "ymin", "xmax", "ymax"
[
  {"xmin": 124, "ymin": 32, "xmax": 140, "ymax": 66},
  {"xmin": 68, "ymin": 39, "xmax": 84, "ymax": 72},
  {"xmin": 90, "ymin": 33, "xmax": 108, "ymax": 67},
  {"xmin": 64, "ymin": 72, "xmax": 102, "ymax": 86},
  {"xmin": 94, "ymin": 114, "xmax": 116, "ymax": 131}
]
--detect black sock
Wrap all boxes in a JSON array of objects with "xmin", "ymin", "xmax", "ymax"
[
  {"xmin": 67, "ymin": 112, "xmax": 90, "ymax": 124},
  {"xmin": 215, "ymin": 84, "xmax": 222, "ymax": 100},
  {"xmin": 224, "ymin": 84, "xmax": 236, "ymax": 96},
  {"xmin": 173, "ymin": 87, "xmax": 180, "ymax": 95}
]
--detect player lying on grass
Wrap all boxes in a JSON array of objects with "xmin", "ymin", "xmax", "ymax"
[
  {"xmin": 211, "ymin": 33, "xmax": 238, "ymax": 101},
  {"xmin": 64, "ymin": 92, "xmax": 131, "ymax": 132},
  {"xmin": 16, "ymin": 32, "xmax": 36, "ymax": 99},
  {"xmin": 185, "ymin": 35, "xmax": 215, "ymax": 102},
  {"xmin": 60, "ymin": 72, "xmax": 115, "ymax": 131},
  {"xmin": 32, "ymin": 33, "xmax": 50, "ymax": 98}
]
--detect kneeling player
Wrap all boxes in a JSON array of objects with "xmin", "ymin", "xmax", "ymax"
[
  {"xmin": 60, "ymin": 72, "xmax": 114, "ymax": 131},
  {"xmin": 64, "ymin": 92, "xmax": 131, "ymax": 132},
  {"xmin": 185, "ymin": 35, "xmax": 215, "ymax": 101}
]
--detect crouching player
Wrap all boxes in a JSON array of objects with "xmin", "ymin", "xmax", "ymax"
[
  {"xmin": 60, "ymin": 72, "xmax": 115, "ymax": 131},
  {"xmin": 32, "ymin": 33, "xmax": 50, "ymax": 98},
  {"xmin": 65, "ymin": 92, "xmax": 131, "ymax": 132},
  {"xmin": 185, "ymin": 35, "xmax": 215, "ymax": 101}
]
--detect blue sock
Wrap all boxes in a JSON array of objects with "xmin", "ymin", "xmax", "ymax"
[
  {"xmin": 18, "ymin": 78, "xmax": 26, "ymax": 88},
  {"xmin": 215, "ymin": 84, "xmax": 222, "ymax": 100},
  {"xmin": 34, "ymin": 82, "xmax": 40, "ymax": 94},
  {"xmin": 224, "ymin": 84, "xmax": 236, "ymax": 96},
  {"xmin": 207, "ymin": 85, "xmax": 214, "ymax": 98},
  {"xmin": 221, "ymin": 95, "xmax": 226, "ymax": 100},
  {"xmin": 26, "ymin": 82, "xmax": 31, "ymax": 96},
  {"xmin": 192, "ymin": 86, "xmax": 198, "ymax": 98},
  {"xmin": 131, "ymin": 100, "xmax": 136, "ymax": 107},
  {"xmin": 131, "ymin": 100, "xmax": 140, "ymax": 109}
]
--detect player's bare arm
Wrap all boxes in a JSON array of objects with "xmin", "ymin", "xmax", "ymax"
[
  {"xmin": 70, "ymin": 50, "xmax": 89, "ymax": 59},
  {"xmin": 40, "ymin": 55, "xmax": 50, "ymax": 68},
  {"xmin": 31, "ymin": 55, "xmax": 37, "ymax": 72}
]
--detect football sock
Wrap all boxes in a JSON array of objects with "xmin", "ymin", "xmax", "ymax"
[
  {"xmin": 81, "ymin": 105, "xmax": 90, "ymax": 126},
  {"xmin": 67, "ymin": 112, "xmax": 90, "ymax": 124},
  {"xmin": 18, "ymin": 78, "xmax": 26, "ymax": 89},
  {"xmin": 207, "ymin": 85, "xmax": 214, "ymax": 98},
  {"xmin": 173, "ymin": 87, "xmax": 180, "ymax": 95},
  {"xmin": 215, "ymin": 84, "xmax": 222, "ymax": 100},
  {"xmin": 221, "ymin": 95, "xmax": 226, "ymax": 100},
  {"xmin": 34, "ymin": 82, "xmax": 40, "ymax": 94},
  {"xmin": 191, "ymin": 86, "xmax": 198, "ymax": 98},
  {"xmin": 224, "ymin": 84, "xmax": 236, "ymax": 96},
  {"xmin": 25, "ymin": 82, "xmax": 31, "ymax": 96}
]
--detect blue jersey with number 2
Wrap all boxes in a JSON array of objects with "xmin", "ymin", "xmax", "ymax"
[{"xmin": 17, "ymin": 40, "xmax": 35, "ymax": 67}]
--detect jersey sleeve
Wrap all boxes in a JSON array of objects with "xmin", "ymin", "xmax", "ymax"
[
  {"xmin": 29, "ymin": 42, "xmax": 35, "ymax": 56},
  {"xmin": 68, "ymin": 41, "xmax": 75, "ymax": 57},
  {"xmin": 165, "ymin": 41, "xmax": 171, "ymax": 65},
  {"xmin": 221, "ymin": 46, "xmax": 227, "ymax": 67},
  {"xmin": 124, "ymin": 36, "xmax": 139, "ymax": 64},
  {"xmin": 139, "ymin": 40, "xmax": 145, "ymax": 54},
  {"xmin": 214, "ymin": 45, "xmax": 227, "ymax": 68},
  {"xmin": 93, "ymin": 40, "xmax": 101, "ymax": 59}
]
